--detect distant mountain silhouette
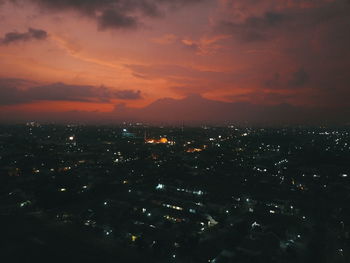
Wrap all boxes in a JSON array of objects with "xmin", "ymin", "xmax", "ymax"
[
  {"xmin": 1, "ymin": 94, "xmax": 349, "ymax": 125},
  {"xmin": 111, "ymin": 94, "xmax": 334, "ymax": 125}
]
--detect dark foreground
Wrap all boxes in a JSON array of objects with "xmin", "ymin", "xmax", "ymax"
[{"xmin": 1, "ymin": 124, "xmax": 349, "ymax": 263}]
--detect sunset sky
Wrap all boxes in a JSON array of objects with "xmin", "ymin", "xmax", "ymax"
[{"xmin": 0, "ymin": 0, "xmax": 349, "ymax": 124}]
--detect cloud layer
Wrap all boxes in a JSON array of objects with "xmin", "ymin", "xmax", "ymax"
[
  {"xmin": 0, "ymin": 0, "xmax": 349, "ymax": 124},
  {"xmin": 0, "ymin": 28, "xmax": 47, "ymax": 45},
  {"xmin": 25, "ymin": 0, "xmax": 206, "ymax": 30},
  {"xmin": 0, "ymin": 80, "xmax": 141, "ymax": 105}
]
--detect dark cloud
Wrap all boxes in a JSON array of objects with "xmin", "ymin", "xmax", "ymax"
[
  {"xmin": 113, "ymin": 89, "xmax": 142, "ymax": 100},
  {"xmin": 289, "ymin": 68, "xmax": 309, "ymax": 87},
  {"xmin": 0, "ymin": 78, "xmax": 39, "ymax": 88},
  {"xmin": 218, "ymin": 12, "xmax": 287, "ymax": 42},
  {"xmin": 98, "ymin": 9, "xmax": 138, "ymax": 30},
  {"xmin": 263, "ymin": 69, "xmax": 309, "ymax": 90},
  {"xmin": 20, "ymin": 0, "xmax": 205, "ymax": 30},
  {"xmin": 0, "ymin": 28, "xmax": 47, "ymax": 45},
  {"xmin": 0, "ymin": 80, "xmax": 142, "ymax": 105},
  {"xmin": 264, "ymin": 73, "xmax": 280, "ymax": 88},
  {"xmin": 217, "ymin": 1, "xmax": 350, "ymax": 43}
]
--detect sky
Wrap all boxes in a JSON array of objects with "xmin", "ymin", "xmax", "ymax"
[{"xmin": 0, "ymin": 0, "xmax": 349, "ymax": 124}]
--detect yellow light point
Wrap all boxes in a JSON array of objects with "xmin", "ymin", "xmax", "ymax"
[
  {"xmin": 131, "ymin": 235, "xmax": 137, "ymax": 242},
  {"xmin": 159, "ymin": 137, "xmax": 168, "ymax": 143}
]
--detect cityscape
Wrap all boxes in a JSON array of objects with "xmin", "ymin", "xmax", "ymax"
[
  {"xmin": 1, "ymin": 0, "xmax": 350, "ymax": 262},
  {"xmin": 1, "ymin": 123, "xmax": 349, "ymax": 262}
]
